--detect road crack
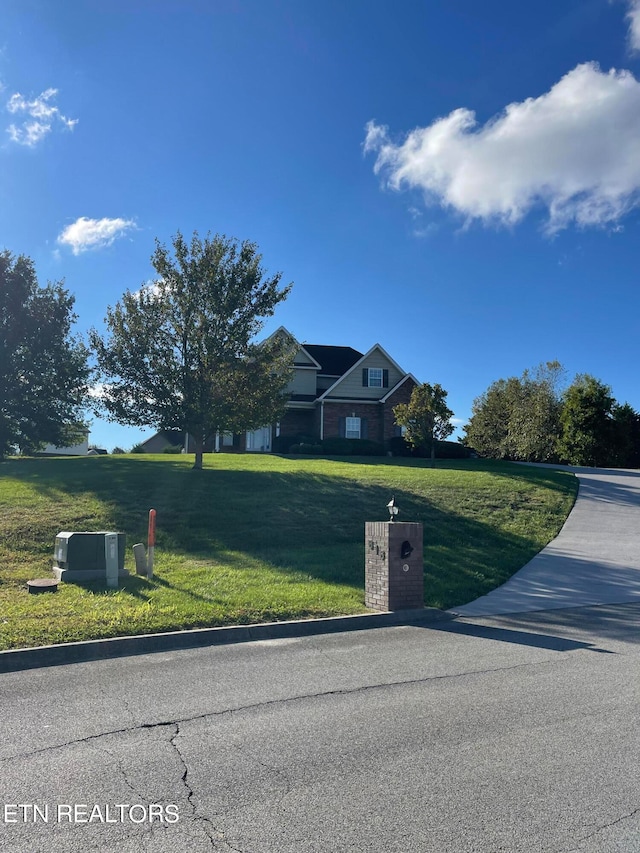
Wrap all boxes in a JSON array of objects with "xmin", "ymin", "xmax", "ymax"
[
  {"xmin": 0, "ymin": 657, "xmax": 547, "ymax": 765},
  {"xmin": 91, "ymin": 742, "xmax": 148, "ymax": 801},
  {"xmin": 169, "ymin": 723, "xmax": 245, "ymax": 852},
  {"xmin": 232, "ymin": 742, "xmax": 292, "ymax": 800},
  {"xmin": 564, "ymin": 805, "xmax": 640, "ymax": 851}
]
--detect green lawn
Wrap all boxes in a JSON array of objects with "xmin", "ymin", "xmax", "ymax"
[{"xmin": 0, "ymin": 453, "xmax": 577, "ymax": 650}]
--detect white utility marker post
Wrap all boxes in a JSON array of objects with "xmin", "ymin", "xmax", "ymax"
[
  {"xmin": 133, "ymin": 543, "xmax": 148, "ymax": 576},
  {"xmin": 105, "ymin": 532, "xmax": 119, "ymax": 589},
  {"xmin": 147, "ymin": 509, "xmax": 156, "ymax": 579}
]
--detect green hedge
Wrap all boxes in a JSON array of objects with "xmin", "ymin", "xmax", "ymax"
[
  {"xmin": 387, "ymin": 437, "xmax": 471, "ymax": 459},
  {"xmin": 286, "ymin": 437, "xmax": 386, "ymax": 456},
  {"xmin": 289, "ymin": 443, "xmax": 323, "ymax": 454},
  {"xmin": 320, "ymin": 437, "xmax": 385, "ymax": 456}
]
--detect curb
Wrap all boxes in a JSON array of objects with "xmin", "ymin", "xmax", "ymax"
[{"xmin": 0, "ymin": 607, "xmax": 452, "ymax": 674}]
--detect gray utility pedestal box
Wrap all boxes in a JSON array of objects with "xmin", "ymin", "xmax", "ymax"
[
  {"xmin": 53, "ymin": 532, "xmax": 128, "ymax": 582},
  {"xmin": 365, "ymin": 521, "xmax": 424, "ymax": 611}
]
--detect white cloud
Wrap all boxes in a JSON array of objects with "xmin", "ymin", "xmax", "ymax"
[
  {"xmin": 57, "ymin": 217, "xmax": 137, "ymax": 255},
  {"xmin": 88, "ymin": 383, "xmax": 108, "ymax": 399},
  {"xmin": 5, "ymin": 87, "xmax": 78, "ymax": 146},
  {"xmin": 132, "ymin": 279, "xmax": 164, "ymax": 299},
  {"xmin": 627, "ymin": 0, "xmax": 640, "ymax": 51},
  {"xmin": 365, "ymin": 62, "xmax": 640, "ymax": 233}
]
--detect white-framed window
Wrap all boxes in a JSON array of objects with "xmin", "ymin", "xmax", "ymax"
[
  {"xmin": 222, "ymin": 432, "xmax": 234, "ymax": 447},
  {"xmin": 367, "ymin": 368, "xmax": 383, "ymax": 388},
  {"xmin": 346, "ymin": 417, "xmax": 361, "ymax": 439}
]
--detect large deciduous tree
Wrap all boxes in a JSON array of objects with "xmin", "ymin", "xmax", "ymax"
[
  {"xmin": 393, "ymin": 382, "xmax": 454, "ymax": 467},
  {"xmin": 463, "ymin": 377, "xmax": 517, "ymax": 460},
  {"xmin": 504, "ymin": 361, "xmax": 565, "ymax": 462},
  {"xmin": 0, "ymin": 250, "xmax": 90, "ymax": 459},
  {"xmin": 557, "ymin": 374, "xmax": 615, "ymax": 467},
  {"xmin": 90, "ymin": 231, "xmax": 295, "ymax": 469},
  {"xmin": 463, "ymin": 362, "xmax": 565, "ymax": 462},
  {"xmin": 610, "ymin": 403, "xmax": 640, "ymax": 469}
]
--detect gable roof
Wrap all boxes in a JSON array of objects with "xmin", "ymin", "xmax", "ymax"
[
  {"xmin": 317, "ymin": 343, "xmax": 408, "ymax": 401},
  {"xmin": 303, "ymin": 344, "xmax": 363, "ymax": 376},
  {"xmin": 380, "ymin": 373, "xmax": 420, "ymax": 401},
  {"xmin": 139, "ymin": 429, "xmax": 184, "ymax": 450},
  {"xmin": 263, "ymin": 326, "xmax": 322, "ymax": 369}
]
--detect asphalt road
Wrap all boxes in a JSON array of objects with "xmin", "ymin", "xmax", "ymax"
[{"xmin": 1, "ymin": 605, "xmax": 639, "ymax": 853}]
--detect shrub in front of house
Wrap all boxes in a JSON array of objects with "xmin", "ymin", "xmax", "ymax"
[
  {"xmin": 130, "ymin": 444, "xmax": 146, "ymax": 453},
  {"xmin": 321, "ymin": 437, "xmax": 385, "ymax": 456},
  {"xmin": 436, "ymin": 440, "xmax": 471, "ymax": 459},
  {"xmin": 274, "ymin": 434, "xmax": 318, "ymax": 453},
  {"xmin": 318, "ymin": 437, "xmax": 353, "ymax": 455},
  {"xmin": 162, "ymin": 444, "xmax": 183, "ymax": 454},
  {"xmin": 272, "ymin": 435, "xmax": 296, "ymax": 453},
  {"xmin": 289, "ymin": 442, "xmax": 322, "ymax": 454},
  {"xmin": 387, "ymin": 437, "xmax": 471, "ymax": 458},
  {"xmin": 387, "ymin": 436, "xmax": 413, "ymax": 456}
]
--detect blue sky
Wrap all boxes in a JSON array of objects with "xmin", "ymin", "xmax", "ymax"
[{"xmin": 2, "ymin": 0, "xmax": 640, "ymax": 450}]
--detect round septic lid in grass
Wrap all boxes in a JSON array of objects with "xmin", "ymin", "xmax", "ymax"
[{"xmin": 27, "ymin": 578, "xmax": 59, "ymax": 594}]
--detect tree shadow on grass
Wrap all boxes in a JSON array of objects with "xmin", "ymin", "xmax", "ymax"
[
  {"xmin": 73, "ymin": 572, "xmax": 217, "ymax": 607},
  {"xmin": 1, "ymin": 455, "xmax": 575, "ymax": 610}
]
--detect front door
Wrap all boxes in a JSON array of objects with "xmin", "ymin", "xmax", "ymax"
[{"xmin": 246, "ymin": 426, "xmax": 271, "ymax": 452}]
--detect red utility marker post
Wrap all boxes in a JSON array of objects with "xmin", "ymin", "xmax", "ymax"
[{"xmin": 147, "ymin": 509, "xmax": 156, "ymax": 579}]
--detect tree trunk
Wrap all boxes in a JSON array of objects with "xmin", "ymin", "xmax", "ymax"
[
  {"xmin": 193, "ymin": 436, "xmax": 204, "ymax": 470},
  {"xmin": 430, "ymin": 440, "xmax": 436, "ymax": 469}
]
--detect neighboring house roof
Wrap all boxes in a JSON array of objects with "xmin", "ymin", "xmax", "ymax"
[
  {"xmin": 139, "ymin": 429, "xmax": 184, "ymax": 450},
  {"xmin": 303, "ymin": 344, "xmax": 363, "ymax": 377}
]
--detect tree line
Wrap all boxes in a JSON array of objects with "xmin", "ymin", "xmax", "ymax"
[{"xmin": 463, "ymin": 362, "xmax": 640, "ymax": 468}]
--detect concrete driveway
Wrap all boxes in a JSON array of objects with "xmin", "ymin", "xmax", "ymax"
[{"xmin": 450, "ymin": 465, "xmax": 640, "ymax": 617}]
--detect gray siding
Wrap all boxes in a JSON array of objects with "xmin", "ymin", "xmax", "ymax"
[
  {"xmin": 293, "ymin": 346, "xmax": 318, "ymax": 367},
  {"xmin": 324, "ymin": 351, "xmax": 403, "ymax": 400},
  {"xmin": 287, "ymin": 367, "xmax": 317, "ymax": 395}
]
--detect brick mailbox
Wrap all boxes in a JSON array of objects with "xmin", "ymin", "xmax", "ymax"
[{"xmin": 365, "ymin": 520, "xmax": 424, "ymax": 611}]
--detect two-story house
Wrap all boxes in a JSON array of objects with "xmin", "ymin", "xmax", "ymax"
[
  {"xmin": 245, "ymin": 327, "xmax": 418, "ymax": 451},
  {"xmin": 140, "ymin": 328, "xmax": 418, "ymax": 453}
]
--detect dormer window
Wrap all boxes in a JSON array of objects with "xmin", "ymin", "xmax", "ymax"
[{"xmin": 362, "ymin": 368, "xmax": 389, "ymax": 388}]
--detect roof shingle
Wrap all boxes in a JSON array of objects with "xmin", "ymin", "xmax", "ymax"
[{"xmin": 303, "ymin": 344, "xmax": 363, "ymax": 376}]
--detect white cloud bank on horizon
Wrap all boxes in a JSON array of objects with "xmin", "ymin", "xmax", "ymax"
[
  {"xmin": 6, "ymin": 88, "xmax": 77, "ymax": 146},
  {"xmin": 627, "ymin": 0, "xmax": 640, "ymax": 51},
  {"xmin": 57, "ymin": 217, "xmax": 137, "ymax": 255},
  {"xmin": 364, "ymin": 62, "xmax": 640, "ymax": 233}
]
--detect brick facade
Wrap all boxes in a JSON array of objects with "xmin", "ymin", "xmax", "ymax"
[
  {"xmin": 382, "ymin": 378, "xmax": 418, "ymax": 440},
  {"xmin": 281, "ymin": 401, "xmax": 407, "ymax": 445},
  {"xmin": 278, "ymin": 409, "xmax": 315, "ymax": 439},
  {"xmin": 322, "ymin": 402, "xmax": 383, "ymax": 442}
]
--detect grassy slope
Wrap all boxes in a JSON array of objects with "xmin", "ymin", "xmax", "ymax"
[{"xmin": 0, "ymin": 454, "xmax": 577, "ymax": 650}]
